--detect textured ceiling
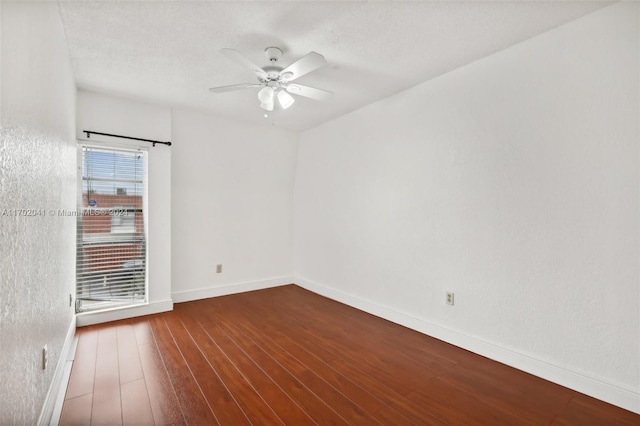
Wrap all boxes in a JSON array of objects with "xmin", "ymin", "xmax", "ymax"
[{"xmin": 58, "ymin": 1, "xmax": 611, "ymax": 132}]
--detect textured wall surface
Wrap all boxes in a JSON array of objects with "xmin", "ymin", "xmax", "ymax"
[
  {"xmin": 294, "ymin": 1, "xmax": 638, "ymax": 396},
  {"xmin": 0, "ymin": 2, "xmax": 76, "ymax": 423}
]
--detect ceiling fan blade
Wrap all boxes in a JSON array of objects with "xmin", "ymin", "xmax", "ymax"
[
  {"xmin": 280, "ymin": 51, "xmax": 327, "ymax": 81},
  {"xmin": 220, "ymin": 48, "xmax": 267, "ymax": 78},
  {"xmin": 209, "ymin": 83, "xmax": 261, "ymax": 93},
  {"xmin": 286, "ymin": 84, "xmax": 333, "ymax": 101}
]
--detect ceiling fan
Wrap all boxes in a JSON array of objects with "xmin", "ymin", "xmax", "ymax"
[{"xmin": 209, "ymin": 47, "xmax": 332, "ymax": 111}]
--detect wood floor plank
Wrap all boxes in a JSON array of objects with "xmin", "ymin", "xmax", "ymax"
[
  {"xmin": 64, "ymin": 329, "xmax": 98, "ymax": 400},
  {"xmin": 58, "ymin": 393, "xmax": 93, "ymax": 426},
  {"xmin": 162, "ymin": 313, "xmax": 252, "ymax": 426},
  {"xmin": 194, "ymin": 313, "xmax": 316, "ymax": 425},
  {"xmin": 92, "ymin": 327, "xmax": 122, "ymax": 425},
  {"xmin": 131, "ymin": 318, "xmax": 154, "ymax": 346},
  {"xmin": 148, "ymin": 316, "xmax": 219, "ymax": 425},
  {"xmin": 551, "ymin": 394, "xmax": 640, "ymax": 426},
  {"xmin": 435, "ymin": 362, "xmax": 567, "ymax": 424},
  {"xmin": 132, "ymin": 316, "xmax": 185, "ymax": 425},
  {"xmin": 269, "ymin": 329, "xmax": 387, "ymax": 414},
  {"xmin": 218, "ymin": 320, "xmax": 350, "ymax": 425},
  {"xmin": 289, "ymin": 288, "xmax": 466, "ymax": 371},
  {"xmin": 225, "ymin": 287, "xmax": 441, "ymax": 395},
  {"xmin": 326, "ymin": 356, "xmax": 447, "ymax": 425},
  {"xmin": 409, "ymin": 375, "xmax": 535, "ymax": 425},
  {"xmin": 223, "ymin": 317, "xmax": 385, "ymax": 425},
  {"xmin": 271, "ymin": 308, "xmax": 434, "ymax": 397},
  {"xmin": 121, "ymin": 378, "xmax": 154, "ymax": 425},
  {"xmin": 116, "ymin": 323, "xmax": 144, "ymax": 385},
  {"xmin": 406, "ymin": 388, "xmax": 502, "ymax": 425},
  {"xmin": 137, "ymin": 340, "xmax": 185, "ymax": 425},
  {"xmin": 372, "ymin": 404, "xmax": 419, "ymax": 426},
  {"xmin": 176, "ymin": 312, "xmax": 285, "ymax": 425}
]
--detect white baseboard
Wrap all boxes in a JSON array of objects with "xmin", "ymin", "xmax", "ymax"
[
  {"xmin": 49, "ymin": 335, "xmax": 78, "ymax": 426},
  {"xmin": 37, "ymin": 315, "xmax": 76, "ymax": 426},
  {"xmin": 294, "ymin": 276, "xmax": 640, "ymax": 415},
  {"xmin": 172, "ymin": 276, "xmax": 293, "ymax": 304},
  {"xmin": 76, "ymin": 299, "xmax": 174, "ymax": 327}
]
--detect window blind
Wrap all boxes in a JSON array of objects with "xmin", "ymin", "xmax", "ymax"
[{"xmin": 76, "ymin": 146, "xmax": 147, "ymax": 312}]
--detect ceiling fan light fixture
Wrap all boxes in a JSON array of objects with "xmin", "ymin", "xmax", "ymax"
[
  {"xmin": 211, "ymin": 47, "xmax": 332, "ymax": 113},
  {"xmin": 260, "ymin": 100, "xmax": 274, "ymax": 111},
  {"xmin": 277, "ymin": 90, "xmax": 295, "ymax": 109},
  {"xmin": 257, "ymin": 86, "xmax": 274, "ymax": 103}
]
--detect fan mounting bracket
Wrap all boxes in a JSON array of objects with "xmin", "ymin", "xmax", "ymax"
[{"xmin": 264, "ymin": 47, "xmax": 283, "ymax": 62}]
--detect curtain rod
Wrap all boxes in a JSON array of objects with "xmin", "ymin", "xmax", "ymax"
[{"xmin": 83, "ymin": 130, "xmax": 172, "ymax": 147}]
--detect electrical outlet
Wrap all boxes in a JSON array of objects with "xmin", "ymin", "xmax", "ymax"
[
  {"xmin": 446, "ymin": 292, "xmax": 455, "ymax": 306},
  {"xmin": 42, "ymin": 345, "xmax": 48, "ymax": 370},
  {"xmin": 216, "ymin": 264, "xmax": 222, "ymax": 273}
]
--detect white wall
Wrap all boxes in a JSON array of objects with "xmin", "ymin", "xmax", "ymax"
[
  {"xmin": 0, "ymin": 2, "xmax": 77, "ymax": 423},
  {"xmin": 171, "ymin": 108, "xmax": 297, "ymax": 302},
  {"xmin": 75, "ymin": 91, "xmax": 173, "ymax": 325},
  {"xmin": 293, "ymin": 2, "xmax": 639, "ymax": 413}
]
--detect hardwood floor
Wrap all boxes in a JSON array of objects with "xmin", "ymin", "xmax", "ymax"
[{"xmin": 59, "ymin": 285, "xmax": 639, "ymax": 425}]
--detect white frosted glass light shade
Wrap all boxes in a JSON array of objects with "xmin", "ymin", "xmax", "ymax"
[
  {"xmin": 260, "ymin": 100, "xmax": 274, "ymax": 111},
  {"xmin": 277, "ymin": 90, "xmax": 295, "ymax": 109},
  {"xmin": 258, "ymin": 86, "xmax": 274, "ymax": 103}
]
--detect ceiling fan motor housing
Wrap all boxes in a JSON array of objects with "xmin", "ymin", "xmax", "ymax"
[{"xmin": 261, "ymin": 65, "xmax": 284, "ymax": 82}]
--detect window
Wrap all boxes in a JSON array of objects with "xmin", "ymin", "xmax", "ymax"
[{"xmin": 76, "ymin": 145, "xmax": 147, "ymax": 312}]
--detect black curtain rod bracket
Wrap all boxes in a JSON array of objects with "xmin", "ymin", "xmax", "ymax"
[{"xmin": 83, "ymin": 130, "xmax": 172, "ymax": 147}]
